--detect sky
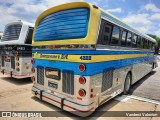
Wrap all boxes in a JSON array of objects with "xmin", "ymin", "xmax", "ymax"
[{"xmin": 0, "ymin": 0, "xmax": 160, "ymax": 37}]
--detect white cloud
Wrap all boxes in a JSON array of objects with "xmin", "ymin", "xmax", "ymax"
[
  {"xmin": 150, "ymin": 13, "xmax": 160, "ymax": 20},
  {"xmin": 107, "ymin": 8, "xmax": 122, "ymax": 13},
  {"xmin": 155, "ymin": 29, "xmax": 160, "ymax": 38},
  {"xmin": 0, "ymin": 0, "xmax": 72, "ymax": 31},
  {"xmin": 122, "ymin": 13, "xmax": 152, "ymax": 33},
  {"xmin": 144, "ymin": 3, "xmax": 160, "ymax": 12}
]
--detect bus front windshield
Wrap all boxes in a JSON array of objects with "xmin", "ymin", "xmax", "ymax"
[
  {"xmin": 34, "ymin": 8, "xmax": 90, "ymax": 42},
  {"xmin": 2, "ymin": 24, "xmax": 22, "ymax": 41}
]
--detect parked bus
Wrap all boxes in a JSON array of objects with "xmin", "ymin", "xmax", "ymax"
[
  {"xmin": 0, "ymin": 32, "xmax": 3, "ymax": 69},
  {"xmin": 31, "ymin": 2, "xmax": 157, "ymax": 116},
  {"xmin": 0, "ymin": 32, "xmax": 3, "ymax": 40},
  {"xmin": 0, "ymin": 21, "xmax": 34, "ymax": 79}
]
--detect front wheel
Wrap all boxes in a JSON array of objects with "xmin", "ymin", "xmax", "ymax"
[{"xmin": 123, "ymin": 73, "xmax": 131, "ymax": 95}]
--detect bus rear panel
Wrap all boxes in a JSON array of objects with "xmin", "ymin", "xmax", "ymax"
[
  {"xmin": 31, "ymin": 2, "xmax": 157, "ymax": 117},
  {"xmin": 1, "ymin": 21, "xmax": 34, "ymax": 79}
]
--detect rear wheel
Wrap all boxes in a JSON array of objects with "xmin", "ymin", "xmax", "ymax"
[{"xmin": 123, "ymin": 73, "xmax": 131, "ymax": 95}]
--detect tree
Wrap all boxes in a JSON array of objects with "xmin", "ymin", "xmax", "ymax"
[{"xmin": 147, "ymin": 34, "xmax": 160, "ymax": 47}]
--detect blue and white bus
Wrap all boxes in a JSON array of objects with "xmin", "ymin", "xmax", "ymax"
[{"xmin": 31, "ymin": 2, "xmax": 157, "ymax": 116}]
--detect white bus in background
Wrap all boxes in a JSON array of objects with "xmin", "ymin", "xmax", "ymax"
[
  {"xmin": 0, "ymin": 32, "xmax": 3, "ymax": 68},
  {"xmin": 0, "ymin": 21, "xmax": 34, "ymax": 79},
  {"xmin": 0, "ymin": 32, "xmax": 3, "ymax": 40}
]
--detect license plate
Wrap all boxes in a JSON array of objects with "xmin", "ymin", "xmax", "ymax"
[
  {"xmin": 45, "ymin": 68, "xmax": 60, "ymax": 80},
  {"xmin": 5, "ymin": 62, "xmax": 10, "ymax": 68},
  {"xmin": 48, "ymin": 81, "xmax": 58, "ymax": 89}
]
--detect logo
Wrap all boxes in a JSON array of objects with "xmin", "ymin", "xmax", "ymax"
[{"xmin": 2, "ymin": 112, "xmax": 11, "ymax": 117}]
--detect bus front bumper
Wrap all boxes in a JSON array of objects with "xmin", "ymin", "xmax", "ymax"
[
  {"xmin": 1, "ymin": 69, "xmax": 31, "ymax": 79},
  {"xmin": 32, "ymin": 85, "xmax": 95, "ymax": 117}
]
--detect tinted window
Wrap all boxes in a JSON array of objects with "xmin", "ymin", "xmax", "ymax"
[
  {"xmin": 151, "ymin": 43, "xmax": 155, "ymax": 50},
  {"xmin": 34, "ymin": 8, "xmax": 90, "ymax": 41},
  {"xmin": 25, "ymin": 27, "xmax": 33, "ymax": 44},
  {"xmin": 137, "ymin": 37, "xmax": 143, "ymax": 48},
  {"xmin": 101, "ymin": 23, "xmax": 112, "ymax": 45},
  {"xmin": 143, "ymin": 39, "xmax": 148, "ymax": 49},
  {"xmin": 132, "ymin": 35, "xmax": 137, "ymax": 48},
  {"xmin": 126, "ymin": 32, "xmax": 132, "ymax": 46},
  {"xmin": 110, "ymin": 26, "xmax": 120, "ymax": 45},
  {"xmin": 2, "ymin": 24, "xmax": 22, "ymax": 41},
  {"xmin": 121, "ymin": 30, "xmax": 127, "ymax": 46},
  {"xmin": 148, "ymin": 41, "xmax": 152, "ymax": 49}
]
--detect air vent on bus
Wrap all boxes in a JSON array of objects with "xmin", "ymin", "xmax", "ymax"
[
  {"xmin": 62, "ymin": 70, "xmax": 74, "ymax": 95},
  {"xmin": 37, "ymin": 66, "xmax": 44, "ymax": 85},
  {"xmin": 101, "ymin": 68, "xmax": 114, "ymax": 92},
  {"xmin": 11, "ymin": 56, "xmax": 15, "ymax": 69}
]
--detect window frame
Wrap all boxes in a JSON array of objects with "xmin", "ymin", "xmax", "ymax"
[
  {"xmin": 110, "ymin": 25, "xmax": 121, "ymax": 46},
  {"xmin": 126, "ymin": 31, "xmax": 132, "ymax": 47},
  {"xmin": 25, "ymin": 27, "xmax": 34, "ymax": 44}
]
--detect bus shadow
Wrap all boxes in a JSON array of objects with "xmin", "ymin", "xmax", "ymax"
[
  {"xmin": 31, "ymin": 96, "xmax": 78, "ymax": 117},
  {"xmin": 129, "ymin": 70, "xmax": 156, "ymax": 94},
  {"xmin": 0, "ymin": 76, "xmax": 32, "ymax": 85},
  {"xmin": 31, "ymin": 95, "xmax": 121, "ymax": 118}
]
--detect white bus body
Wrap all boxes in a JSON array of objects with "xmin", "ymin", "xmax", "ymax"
[{"xmin": 0, "ymin": 21, "xmax": 34, "ymax": 79}]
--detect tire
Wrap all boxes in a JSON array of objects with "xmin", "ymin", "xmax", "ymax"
[{"xmin": 123, "ymin": 73, "xmax": 132, "ymax": 95}]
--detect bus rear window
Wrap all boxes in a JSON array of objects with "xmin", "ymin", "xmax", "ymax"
[
  {"xmin": 2, "ymin": 24, "xmax": 22, "ymax": 41},
  {"xmin": 34, "ymin": 8, "xmax": 90, "ymax": 41}
]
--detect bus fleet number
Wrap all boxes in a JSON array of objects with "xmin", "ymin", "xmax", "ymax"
[{"xmin": 80, "ymin": 56, "xmax": 91, "ymax": 60}]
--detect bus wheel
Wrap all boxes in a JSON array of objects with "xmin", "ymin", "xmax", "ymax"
[{"xmin": 123, "ymin": 73, "xmax": 131, "ymax": 95}]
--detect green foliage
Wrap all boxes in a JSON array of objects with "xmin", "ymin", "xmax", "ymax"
[{"xmin": 147, "ymin": 34, "xmax": 160, "ymax": 47}]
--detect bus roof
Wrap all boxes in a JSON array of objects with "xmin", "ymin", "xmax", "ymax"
[
  {"xmin": 33, "ymin": 1, "xmax": 156, "ymax": 45},
  {"xmin": 5, "ymin": 20, "xmax": 34, "ymax": 28},
  {"xmin": 99, "ymin": 6, "xmax": 156, "ymax": 43}
]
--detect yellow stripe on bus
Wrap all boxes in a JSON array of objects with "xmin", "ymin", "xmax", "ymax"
[{"xmin": 33, "ymin": 53, "xmax": 152, "ymax": 63}]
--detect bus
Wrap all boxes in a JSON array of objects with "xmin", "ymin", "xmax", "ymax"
[
  {"xmin": 0, "ymin": 32, "xmax": 3, "ymax": 69},
  {"xmin": 0, "ymin": 32, "xmax": 3, "ymax": 40},
  {"xmin": 31, "ymin": 2, "xmax": 157, "ymax": 116},
  {"xmin": 0, "ymin": 21, "xmax": 34, "ymax": 79}
]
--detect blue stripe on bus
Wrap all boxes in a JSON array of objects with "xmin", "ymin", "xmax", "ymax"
[
  {"xmin": 32, "ymin": 50, "xmax": 154, "ymax": 55},
  {"xmin": 33, "ymin": 56, "xmax": 155, "ymax": 76}
]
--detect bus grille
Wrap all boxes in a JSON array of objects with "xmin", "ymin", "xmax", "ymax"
[
  {"xmin": 1, "ymin": 56, "xmax": 4, "ymax": 67},
  {"xmin": 101, "ymin": 69, "xmax": 114, "ymax": 92},
  {"xmin": 62, "ymin": 70, "xmax": 74, "ymax": 95},
  {"xmin": 11, "ymin": 56, "xmax": 15, "ymax": 69},
  {"xmin": 37, "ymin": 66, "xmax": 44, "ymax": 85}
]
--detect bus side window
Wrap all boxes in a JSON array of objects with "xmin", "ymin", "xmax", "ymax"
[
  {"xmin": 148, "ymin": 41, "xmax": 152, "ymax": 49},
  {"xmin": 143, "ymin": 39, "xmax": 148, "ymax": 49},
  {"xmin": 110, "ymin": 26, "xmax": 120, "ymax": 45},
  {"xmin": 132, "ymin": 34, "xmax": 138, "ymax": 48},
  {"xmin": 25, "ymin": 27, "xmax": 33, "ymax": 44},
  {"xmin": 137, "ymin": 36, "xmax": 142, "ymax": 48},
  {"xmin": 121, "ymin": 30, "xmax": 127, "ymax": 46},
  {"xmin": 97, "ymin": 20, "xmax": 112, "ymax": 45},
  {"xmin": 152, "ymin": 43, "xmax": 155, "ymax": 50},
  {"xmin": 101, "ymin": 23, "xmax": 112, "ymax": 45},
  {"xmin": 126, "ymin": 32, "xmax": 132, "ymax": 47}
]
